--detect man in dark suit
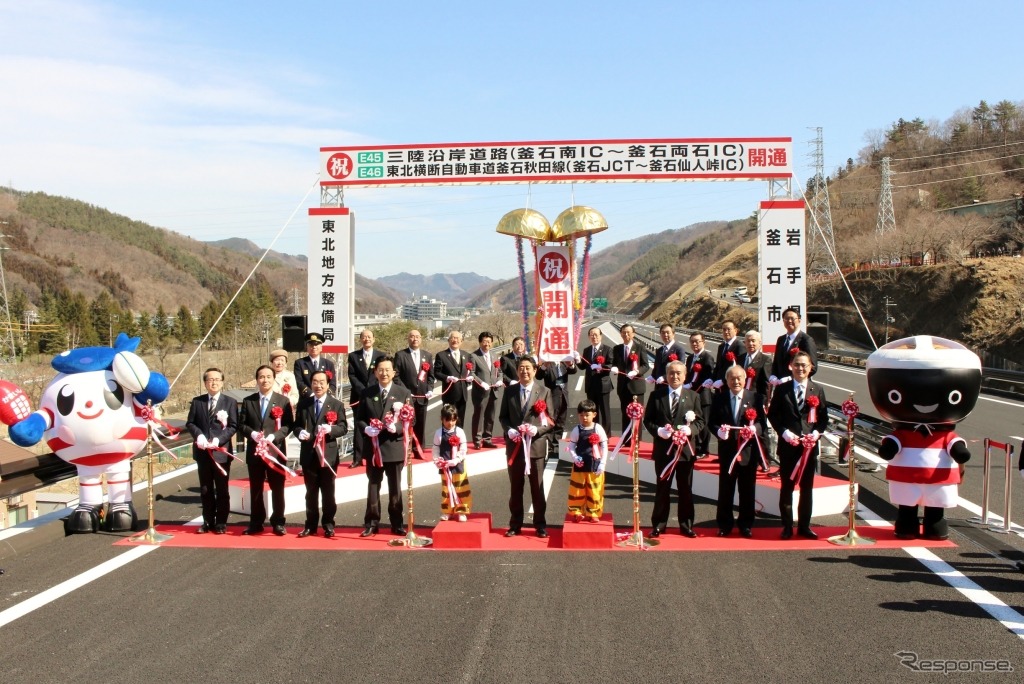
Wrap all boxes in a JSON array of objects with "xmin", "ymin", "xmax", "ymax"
[
  {"xmin": 292, "ymin": 370, "xmax": 348, "ymax": 538},
  {"xmin": 539, "ymin": 358, "xmax": 577, "ymax": 456},
  {"xmin": 768, "ymin": 351, "xmax": 829, "ymax": 539},
  {"xmin": 643, "ymin": 361, "xmax": 704, "ymax": 538},
  {"xmin": 239, "ymin": 365, "xmax": 295, "ymax": 536},
  {"xmin": 685, "ymin": 332, "xmax": 716, "ymax": 458},
  {"xmin": 652, "ymin": 323, "xmax": 687, "ymax": 382},
  {"xmin": 470, "ymin": 331, "xmax": 502, "ymax": 449},
  {"xmin": 711, "ymin": 319, "xmax": 744, "ymax": 388},
  {"xmin": 346, "ymin": 329, "xmax": 385, "ymax": 467},
  {"xmin": 769, "ymin": 308, "xmax": 819, "ymax": 383},
  {"xmin": 294, "ymin": 332, "xmax": 338, "ymax": 399},
  {"xmin": 500, "ymin": 336, "xmax": 528, "ymax": 384},
  {"xmin": 738, "ymin": 330, "xmax": 773, "ymax": 400},
  {"xmin": 355, "ymin": 356, "xmax": 413, "ymax": 537},
  {"xmin": 434, "ymin": 330, "xmax": 471, "ymax": 427},
  {"xmin": 611, "ymin": 324, "xmax": 651, "ymax": 436},
  {"xmin": 394, "ymin": 328, "xmax": 434, "ymax": 454},
  {"xmin": 709, "ymin": 365, "xmax": 766, "ymax": 537},
  {"xmin": 580, "ymin": 326, "xmax": 613, "ymax": 431},
  {"xmin": 185, "ymin": 367, "xmax": 238, "ymax": 534},
  {"xmin": 498, "ymin": 356, "xmax": 554, "ymax": 538}
]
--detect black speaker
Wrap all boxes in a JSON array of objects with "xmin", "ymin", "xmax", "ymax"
[{"xmin": 282, "ymin": 315, "xmax": 307, "ymax": 352}]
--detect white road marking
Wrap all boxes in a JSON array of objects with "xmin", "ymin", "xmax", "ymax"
[
  {"xmin": 0, "ymin": 545, "xmax": 160, "ymax": 628},
  {"xmin": 813, "ymin": 380, "xmax": 855, "ymax": 395}
]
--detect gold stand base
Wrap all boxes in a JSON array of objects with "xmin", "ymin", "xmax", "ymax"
[
  {"xmin": 827, "ymin": 529, "xmax": 875, "ymax": 546},
  {"xmin": 616, "ymin": 530, "xmax": 659, "ymax": 549},
  {"xmin": 129, "ymin": 527, "xmax": 174, "ymax": 545},
  {"xmin": 388, "ymin": 531, "xmax": 432, "ymax": 548}
]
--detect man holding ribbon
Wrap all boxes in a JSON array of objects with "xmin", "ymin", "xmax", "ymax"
[
  {"xmin": 581, "ymin": 327, "xmax": 613, "ymax": 431},
  {"xmin": 768, "ymin": 351, "xmax": 828, "ymax": 539},
  {"xmin": 347, "ymin": 329, "xmax": 384, "ymax": 468},
  {"xmin": 434, "ymin": 330, "xmax": 471, "ymax": 427},
  {"xmin": 611, "ymin": 323, "xmax": 650, "ymax": 436},
  {"xmin": 710, "ymin": 365, "xmax": 766, "ymax": 538},
  {"xmin": 498, "ymin": 356, "xmax": 554, "ymax": 538},
  {"xmin": 185, "ymin": 368, "xmax": 238, "ymax": 534},
  {"xmin": 470, "ymin": 331, "xmax": 502, "ymax": 449},
  {"xmin": 293, "ymin": 369, "xmax": 348, "ymax": 538},
  {"xmin": 685, "ymin": 332, "xmax": 716, "ymax": 459},
  {"xmin": 240, "ymin": 364, "xmax": 295, "ymax": 536},
  {"xmin": 643, "ymin": 360, "xmax": 704, "ymax": 538},
  {"xmin": 394, "ymin": 328, "xmax": 434, "ymax": 453},
  {"xmin": 355, "ymin": 356, "xmax": 413, "ymax": 537}
]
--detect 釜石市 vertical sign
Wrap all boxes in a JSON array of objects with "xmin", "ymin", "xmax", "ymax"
[
  {"xmin": 308, "ymin": 207, "xmax": 353, "ymax": 355},
  {"xmin": 758, "ymin": 200, "xmax": 806, "ymax": 352},
  {"xmin": 536, "ymin": 245, "xmax": 575, "ymax": 363},
  {"xmin": 321, "ymin": 138, "xmax": 792, "ymax": 187}
]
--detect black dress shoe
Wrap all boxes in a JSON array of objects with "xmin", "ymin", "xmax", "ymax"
[
  {"xmin": 481, "ymin": 440, "xmax": 495, "ymax": 448},
  {"xmin": 680, "ymin": 527, "xmax": 697, "ymax": 538},
  {"xmin": 780, "ymin": 526, "xmax": 794, "ymax": 540},
  {"xmin": 197, "ymin": 524, "xmax": 210, "ymax": 534},
  {"xmin": 717, "ymin": 529, "xmax": 730, "ymax": 537},
  {"xmin": 391, "ymin": 526, "xmax": 408, "ymax": 536},
  {"xmin": 323, "ymin": 528, "xmax": 335, "ymax": 538},
  {"xmin": 536, "ymin": 528, "xmax": 548, "ymax": 538},
  {"xmin": 359, "ymin": 526, "xmax": 377, "ymax": 538},
  {"xmin": 214, "ymin": 524, "xmax": 227, "ymax": 535},
  {"xmin": 740, "ymin": 528, "xmax": 753, "ymax": 539},
  {"xmin": 348, "ymin": 462, "xmax": 361, "ymax": 469},
  {"xmin": 797, "ymin": 527, "xmax": 818, "ymax": 540},
  {"xmin": 473, "ymin": 441, "xmax": 482, "ymax": 450},
  {"xmin": 273, "ymin": 525, "xmax": 286, "ymax": 536},
  {"xmin": 242, "ymin": 527, "xmax": 263, "ymax": 535},
  {"xmin": 298, "ymin": 528, "xmax": 315, "ymax": 538},
  {"xmin": 649, "ymin": 528, "xmax": 662, "ymax": 538},
  {"xmin": 504, "ymin": 528, "xmax": 521, "ymax": 537}
]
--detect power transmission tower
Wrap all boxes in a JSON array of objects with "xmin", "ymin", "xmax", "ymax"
[
  {"xmin": 807, "ymin": 127, "xmax": 837, "ymax": 274},
  {"xmin": 876, "ymin": 156, "xmax": 896, "ymax": 234},
  {"xmin": 0, "ymin": 227, "xmax": 18, "ymax": 362}
]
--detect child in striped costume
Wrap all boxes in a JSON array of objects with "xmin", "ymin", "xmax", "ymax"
[
  {"xmin": 567, "ymin": 400, "xmax": 608, "ymax": 522},
  {"xmin": 433, "ymin": 404, "xmax": 472, "ymax": 521}
]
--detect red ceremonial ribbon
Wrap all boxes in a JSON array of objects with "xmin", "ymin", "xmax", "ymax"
[
  {"xmin": 254, "ymin": 436, "xmax": 297, "ymax": 478},
  {"xmin": 668, "ymin": 353, "xmax": 678, "ymax": 362},
  {"xmin": 789, "ymin": 433, "xmax": 819, "ymax": 487},
  {"xmin": 368, "ymin": 417, "xmax": 384, "ymax": 468},
  {"xmin": 589, "ymin": 432, "xmax": 602, "ymax": 462},
  {"xmin": 689, "ymin": 363, "xmax": 702, "ymax": 386},
  {"xmin": 270, "ymin": 405, "xmax": 283, "ymax": 431},
  {"xmin": 728, "ymin": 409, "xmax": 767, "ymax": 474},
  {"xmin": 532, "ymin": 399, "xmax": 551, "ymax": 427},
  {"xmin": 506, "ymin": 425, "xmax": 534, "ymax": 475},
  {"xmin": 625, "ymin": 400, "xmax": 644, "ymax": 464},
  {"xmin": 441, "ymin": 434, "xmax": 462, "ymax": 508},
  {"xmin": 745, "ymin": 367, "xmax": 756, "ymax": 391},
  {"xmin": 725, "ymin": 351, "xmax": 735, "ymax": 365},
  {"xmin": 806, "ymin": 395, "xmax": 820, "ymax": 424},
  {"xmin": 660, "ymin": 426, "xmax": 691, "ymax": 480},
  {"xmin": 399, "ymin": 403, "xmax": 422, "ymax": 462},
  {"xmin": 139, "ymin": 405, "xmax": 179, "ymax": 439},
  {"xmin": 841, "ymin": 397, "xmax": 859, "ymax": 431},
  {"xmin": 282, "ymin": 383, "xmax": 291, "ymax": 395},
  {"xmin": 629, "ymin": 352, "xmax": 639, "ymax": 373},
  {"xmin": 418, "ymin": 361, "xmax": 430, "ymax": 383},
  {"xmin": 595, "ymin": 355, "xmax": 605, "ymax": 367},
  {"xmin": 464, "ymin": 361, "xmax": 474, "ymax": 380},
  {"xmin": 205, "ymin": 445, "xmax": 244, "ymax": 476}
]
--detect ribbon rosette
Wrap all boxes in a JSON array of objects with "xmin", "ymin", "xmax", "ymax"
[
  {"xmin": 588, "ymin": 432, "xmax": 602, "ymax": 462},
  {"xmin": 629, "ymin": 351, "xmax": 639, "ymax": 372},
  {"xmin": 841, "ymin": 397, "xmax": 859, "ymax": 431},
  {"xmin": 805, "ymin": 395, "xmax": 820, "ymax": 424},
  {"xmin": 790, "ymin": 432, "xmax": 819, "ymax": 486},
  {"xmin": 139, "ymin": 405, "xmax": 180, "ymax": 461},
  {"xmin": 689, "ymin": 362, "xmax": 702, "ymax": 386},
  {"xmin": 254, "ymin": 433, "xmax": 297, "ymax": 478},
  {"xmin": 725, "ymin": 351, "xmax": 736, "ymax": 365},
  {"xmin": 464, "ymin": 361, "xmax": 474, "ymax": 380},
  {"xmin": 729, "ymin": 408, "xmax": 767, "ymax": 473},
  {"xmin": 369, "ymin": 417, "xmax": 384, "ymax": 467},
  {"xmin": 532, "ymin": 399, "xmax": 551, "ymax": 427},
  {"xmin": 325, "ymin": 369, "xmax": 333, "ymax": 381},
  {"xmin": 216, "ymin": 409, "xmax": 228, "ymax": 428},
  {"xmin": 668, "ymin": 353, "xmax": 678, "ymax": 362},
  {"xmin": 789, "ymin": 347, "xmax": 799, "ymax": 357},
  {"xmin": 311, "ymin": 409, "xmax": 340, "ymax": 474},
  {"xmin": 399, "ymin": 403, "xmax": 423, "ymax": 460},
  {"xmin": 614, "ymin": 400, "xmax": 645, "ymax": 464},
  {"xmin": 506, "ymin": 424, "xmax": 536, "ymax": 475},
  {"xmin": 659, "ymin": 410, "xmax": 694, "ymax": 481},
  {"xmin": 418, "ymin": 361, "xmax": 431, "ymax": 383},
  {"xmin": 270, "ymin": 405, "xmax": 283, "ymax": 431},
  {"xmin": 595, "ymin": 355, "xmax": 605, "ymax": 368},
  {"xmin": 282, "ymin": 383, "xmax": 291, "ymax": 395},
  {"xmin": 745, "ymin": 366, "xmax": 756, "ymax": 390}
]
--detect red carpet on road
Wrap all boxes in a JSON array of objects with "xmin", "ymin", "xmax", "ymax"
[{"xmin": 116, "ymin": 515, "xmax": 954, "ymax": 553}]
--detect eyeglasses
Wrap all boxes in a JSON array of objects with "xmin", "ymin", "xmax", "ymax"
[{"xmin": 791, "ymin": 363, "xmax": 810, "ymax": 369}]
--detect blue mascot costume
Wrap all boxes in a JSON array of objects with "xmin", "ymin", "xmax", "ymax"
[
  {"xmin": 866, "ymin": 335, "xmax": 981, "ymax": 541},
  {"xmin": 8, "ymin": 333, "xmax": 169, "ymax": 534}
]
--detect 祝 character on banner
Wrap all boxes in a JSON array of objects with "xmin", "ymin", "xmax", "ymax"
[{"xmin": 5, "ymin": 333, "xmax": 169, "ymax": 534}]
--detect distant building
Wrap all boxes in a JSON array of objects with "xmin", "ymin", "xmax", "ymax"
[{"xmin": 401, "ymin": 295, "xmax": 447, "ymax": 320}]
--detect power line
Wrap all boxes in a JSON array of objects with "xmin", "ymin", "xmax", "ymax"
[
  {"xmin": 891, "ymin": 138, "xmax": 1024, "ymax": 163},
  {"xmin": 893, "ymin": 166, "xmax": 1023, "ymax": 189},
  {"xmin": 892, "ymin": 153, "xmax": 1023, "ymax": 174}
]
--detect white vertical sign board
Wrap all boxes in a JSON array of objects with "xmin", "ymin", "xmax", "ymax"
[
  {"xmin": 535, "ymin": 245, "xmax": 576, "ymax": 363},
  {"xmin": 307, "ymin": 208, "xmax": 354, "ymax": 355},
  {"xmin": 758, "ymin": 200, "xmax": 806, "ymax": 352}
]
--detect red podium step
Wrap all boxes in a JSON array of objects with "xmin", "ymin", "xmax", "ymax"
[
  {"xmin": 431, "ymin": 513, "xmax": 492, "ymax": 549},
  {"xmin": 561, "ymin": 513, "xmax": 615, "ymax": 549}
]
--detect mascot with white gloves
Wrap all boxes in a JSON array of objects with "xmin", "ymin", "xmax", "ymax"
[
  {"xmin": 7, "ymin": 333, "xmax": 169, "ymax": 534},
  {"xmin": 866, "ymin": 335, "xmax": 981, "ymax": 541}
]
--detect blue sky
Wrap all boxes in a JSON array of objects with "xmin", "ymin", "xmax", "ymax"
[{"xmin": 1, "ymin": 0, "xmax": 1021, "ymax": 279}]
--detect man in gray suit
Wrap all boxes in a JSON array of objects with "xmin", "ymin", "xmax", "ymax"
[{"xmin": 470, "ymin": 331, "xmax": 503, "ymax": 449}]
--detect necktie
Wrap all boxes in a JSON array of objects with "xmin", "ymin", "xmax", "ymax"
[
  {"xmin": 670, "ymin": 391, "xmax": 678, "ymax": 417},
  {"xmin": 412, "ymin": 350, "xmax": 419, "ymax": 368},
  {"xmin": 796, "ymin": 384, "xmax": 804, "ymax": 409},
  {"xmin": 454, "ymin": 352, "xmax": 460, "ymax": 367},
  {"xmin": 260, "ymin": 396, "xmax": 267, "ymax": 418},
  {"xmin": 744, "ymin": 354, "xmax": 751, "ymax": 370},
  {"xmin": 381, "ymin": 387, "xmax": 388, "ymax": 404},
  {"xmin": 733, "ymin": 394, "xmax": 741, "ymax": 422},
  {"xmin": 208, "ymin": 396, "xmax": 216, "ymax": 416},
  {"xmin": 521, "ymin": 386, "xmax": 528, "ymax": 405},
  {"xmin": 312, "ymin": 358, "xmax": 318, "ymax": 371},
  {"xmin": 315, "ymin": 398, "xmax": 322, "ymax": 417}
]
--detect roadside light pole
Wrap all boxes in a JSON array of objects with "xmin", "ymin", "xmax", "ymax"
[{"xmin": 883, "ymin": 295, "xmax": 897, "ymax": 344}]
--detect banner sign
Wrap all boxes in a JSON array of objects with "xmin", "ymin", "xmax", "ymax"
[
  {"xmin": 758, "ymin": 200, "xmax": 806, "ymax": 352},
  {"xmin": 536, "ymin": 245, "xmax": 576, "ymax": 363},
  {"xmin": 321, "ymin": 138, "xmax": 792, "ymax": 188},
  {"xmin": 307, "ymin": 208, "xmax": 354, "ymax": 354}
]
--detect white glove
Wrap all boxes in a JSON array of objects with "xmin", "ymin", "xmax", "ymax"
[
  {"xmin": 364, "ymin": 426, "xmax": 380, "ymax": 437},
  {"xmin": 449, "ymin": 456, "xmax": 462, "ymax": 467},
  {"xmin": 811, "ymin": 430, "xmax": 820, "ymax": 441},
  {"xmin": 298, "ymin": 429, "xmax": 311, "ymax": 441},
  {"xmin": 574, "ymin": 457, "xmax": 585, "ymax": 468},
  {"xmin": 209, "ymin": 437, "xmax": 219, "ymax": 448},
  {"xmin": 480, "ymin": 381, "xmax": 490, "ymax": 391},
  {"xmin": 782, "ymin": 429, "xmax": 799, "ymax": 446},
  {"xmin": 573, "ymin": 351, "xmax": 581, "ymax": 362},
  {"xmin": 250, "ymin": 430, "xmax": 262, "ymax": 441},
  {"xmin": 644, "ymin": 376, "xmax": 656, "ymax": 384},
  {"xmin": 433, "ymin": 457, "xmax": 446, "ymax": 468},
  {"xmin": 195, "ymin": 434, "xmax": 209, "ymax": 449},
  {"xmin": 425, "ymin": 390, "xmax": 434, "ymax": 399},
  {"xmin": 626, "ymin": 370, "xmax": 637, "ymax": 379},
  {"xmin": 678, "ymin": 425, "xmax": 692, "ymax": 437},
  {"xmin": 609, "ymin": 366, "xmax": 619, "ymax": 376},
  {"xmin": 385, "ymin": 421, "xmax": 397, "ymax": 433},
  {"xmin": 526, "ymin": 424, "xmax": 538, "ymax": 436},
  {"xmin": 656, "ymin": 376, "xmax": 664, "ymax": 384},
  {"xmin": 507, "ymin": 428, "xmax": 521, "ymax": 442},
  {"xmin": 591, "ymin": 363, "xmax": 601, "ymax": 371},
  {"xmin": 717, "ymin": 426, "xmax": 730, "ymax": 440},
  {"xmin": 495, "ymin": 380, "xmax": 504, "ymax": 388},
  {"xmin": 683, "ymin": 383, "xmax": 692, "ymax": 390},
  {"xmin": 712, "ymin": 379, "xmax": 724, "ymax": 389},
  {"xmin": 508, "ymin": 380, "xmax": 519, "ymax": 385},
  {"xmin": 701, "ymin": 379, "xmax": 713, "ymax": 389},
  {"xmin": 657, "ymin": 426, "xmax": 673, "ymax": 440},
  {"xmin": 392, "ymin": 401, "xmax": 404, "ymax": 413},
  {"xmin": 768, "ymin": 375, "xmax": 779, "ymax": 386},
  {"xmin": 317, "ymin": 424, "xmax": 331, "ymax": 434},
  {"xmin": 447, "ymin": 376, "xmax": 458, "ymax": 384},
  {"xmin": 266, "ymin": 433, "xmax": 275, "ymax": 444}
]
